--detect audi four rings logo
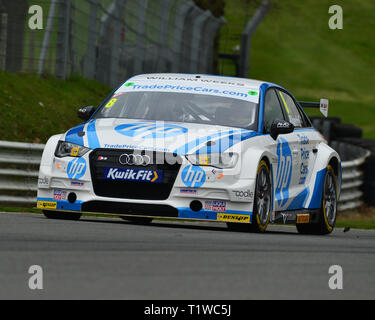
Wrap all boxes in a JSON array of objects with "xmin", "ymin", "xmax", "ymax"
[{"xmin": 119, "ymin": 154, "xmax": 151, "ymax": 166}]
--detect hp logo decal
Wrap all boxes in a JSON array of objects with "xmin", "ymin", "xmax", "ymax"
[
  {"xmin": 67, "ymin": 158, "xmax": 86, "ymax": 180},
  {"xmin": 276, "ymin": 137, "xmax": 292, "ymax": 207},
  {"xmin": 115, "ymin": 122, "xmax": 188, "ymax": 139},
  {"xmin": 181, "ymin": 165, "xmax": 206, "ymax": 188}
]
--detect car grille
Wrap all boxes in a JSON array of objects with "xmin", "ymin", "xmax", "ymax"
[{"xmin": 89, "ymin": 149, "xmax": 182, "ymax": 200}]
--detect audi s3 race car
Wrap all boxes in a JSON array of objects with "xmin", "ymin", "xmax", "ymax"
[{"xmin": 37, "ymin": 74, "xmax": 342, "ymax": 235}]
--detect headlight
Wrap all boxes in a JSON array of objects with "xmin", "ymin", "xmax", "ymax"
[
  {"xmin": 55, "ymin": 141, "xmax": 91, "ymax": 158},
  {"xmin": 186, "ymin": 153, "xmax": 239, "ymax": 169}
]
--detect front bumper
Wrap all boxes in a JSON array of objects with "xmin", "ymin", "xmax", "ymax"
[{"xmin": 37, "ymin": 150, "xmax": 256, "ymax": 224}]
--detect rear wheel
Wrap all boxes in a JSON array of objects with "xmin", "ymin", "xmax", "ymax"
[
  {"xmin": 297, "ymin": 165, "xmax": 337, "ymax": 235},
  {"xmin": 43, "ymin": 210, "xmax": 82, "ymax": 221}
]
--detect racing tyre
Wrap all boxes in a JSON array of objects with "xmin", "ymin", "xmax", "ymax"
[
  {"xmin": 296, "ymin": 165, "xmax": 337, "ymax": 235},
  {"xmin": 121, "ymin": 217, "xmax": 153, "ymax": 224},
  {"xmin": 227, "ymin": 161, "xmax": 271, "ymax": 233},
  {"xmin": 249, "ymin": 160, "xmax": 272, "ymax": 233},
  {"xmin": 43, "ymin": 210, "xmax": 82, "ymax": 221}
]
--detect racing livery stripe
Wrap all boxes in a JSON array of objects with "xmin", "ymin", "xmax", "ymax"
[
  {"xmin": 86, "ymin": 119, "xmax": 101, "ymax": 149},
  {"xmin": 173, "ymin": 129, "xmax": 242, "ymax": 155},
  {"xmin": 65, "ymin": 123, "xmax": 85, "ymax": 146},
  {"xmin": 177, "ymin": 207, "xmax": 252, "ymax": 221},
  {"xmin": 286, "ymin": 187, "xmax": 310, "ymax": 211},
  {"xmin": 308, "ymin": 168, "xmax": 326, "ymax": 209},
  {"xmin": 193, "ymin": 130, "xmax": 259, "ymax": 154},
  {"xmin": 258, "ymin": 83, "xmax": 270, "ymax": 133}
]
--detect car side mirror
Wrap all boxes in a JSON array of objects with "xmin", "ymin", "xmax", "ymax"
[
  {"xmin": 78, "ymin": 106, "xmax": 95, "ymax": 121},
  {"xmin": 270, "ymin": 120, "xmax": 295, "ymax": 140}
]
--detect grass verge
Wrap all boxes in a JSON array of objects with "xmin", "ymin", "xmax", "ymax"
[{"xmin": 0, "ymin": 72, "xmax": 112, "ymax": 143}]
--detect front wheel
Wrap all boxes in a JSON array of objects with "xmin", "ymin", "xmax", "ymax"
[
  {"xmin": 297, "ymin": 165, "xmax": 337, "ymax": 235},
  {"xmin": 228, "ymin": 160, "xmax": 272, "ymax": 233},
  {"xmin": 43, "ymin": 210, "xmax": 82, "ymax": 221},
  {"xmin": 250, "ymin": 160, "xmax": 272, "ymax": 232}
]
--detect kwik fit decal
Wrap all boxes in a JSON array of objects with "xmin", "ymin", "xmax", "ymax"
[{"xmin": 103, "ymin": 167, "xmax": 163, "ymax": 183}]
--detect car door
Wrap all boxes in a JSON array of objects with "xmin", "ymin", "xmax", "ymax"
[
  {"xmin": 262, "ymin": 88, "xmax": 301, "ymax": 211},
  {"xmin": 276, "ymin": 89, "xmax": 319, "ymax": 210}
]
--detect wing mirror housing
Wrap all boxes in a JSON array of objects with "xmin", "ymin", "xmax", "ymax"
[
  {"xmin": 271, "ymin": 120, "xmax": 295, "ymax": 140},
  {"xmin": 78, "ymin": 106, "xmax": 95, "ymax": 121}
]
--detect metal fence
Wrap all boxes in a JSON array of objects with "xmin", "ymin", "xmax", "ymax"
[
  {"xmin": 0, "ymin": 139, "xmax": 371, "ymax": 212},
  {"xmin": 0, "ymin": 0, "xmax": 225, "ymax": 87}
]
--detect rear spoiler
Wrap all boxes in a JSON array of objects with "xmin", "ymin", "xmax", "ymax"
[{"xmin": 298, "ymin": 99, "xmax": 329, "ymax": 117}]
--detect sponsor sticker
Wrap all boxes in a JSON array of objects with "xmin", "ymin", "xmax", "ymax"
[
  {"xmin": 37, "ymin": 201, "xmax": 57, "ymax": 209},
  {"xmin": 320, "ymin": 99, "xmax": 329, "ymax": 117},
  {"xmin": 206, "ymin": 169, "xmax": 224, "ymax": 182},
  {"xmin": 204, "ymin": 200, "xmax": 226, "ymax": 212},
  {"xmin": 217, "ymin": 213, "xmax": 250, "ymax": 223},
  {"xmin": 181, "ymin": 165, "xmax": 206, "ymax": 188},
  {"xmin": 70, "ymin": 147, "xmax": 80, "ymax": 157},
  {"xmin": 67, "ymin": 158, "xmax": 86, "ymax": 180},
  {"xmin": 232, "ymin": 189, "xmax": 254, "ymax": 201},
  {"xmin": 71, "ymin": 181, "xmax": 85, "ymax": 187},
  {"xmin": 180, "ymin": 188, "xmax": 197, "ymax": 194},
  {"xmin": 54, "ymin": 159, "xmax": 66, "ymax": 171},
  {"xmin": 276, "ymin": 137, "xmax": 293, "ymax": 207},
  {"xmin": 53, "ymin": 189, "xmax": 67, "ymax": 201},
  {"xmin": 38, "ymin": 176, "xmax": 49, "ymax": 187},
  {"xmin": 103, "ymin": 167, "xmax": 163, "ymax": 183},
  {"xmin": 297, "ymin": 214, "xmax": 310, "ymax": 224}
]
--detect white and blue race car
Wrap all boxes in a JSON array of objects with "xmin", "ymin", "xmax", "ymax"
[{"xmin": 37, "ymin": 74, "xmax": 341, "ymax": 234}]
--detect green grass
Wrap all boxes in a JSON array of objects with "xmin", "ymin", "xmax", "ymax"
[
  {"xmin": 336, "ymin": 219, "xmax": 375, "ymax": 231},
  {"xmin": 220, "ymin": 0, "xmax": 375, "ymax": 139},
  {"xmin": 0, "ymin": 72, "xmax": 111, "ymax": 143}
]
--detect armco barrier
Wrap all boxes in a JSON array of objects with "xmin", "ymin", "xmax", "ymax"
[
  {"xmin": 0, "ymin": 140, "xmax": 371, "ymax": 211},
  {"xmin": 0, "ymin": 140, "xmax": 44, "ymax": 207}
]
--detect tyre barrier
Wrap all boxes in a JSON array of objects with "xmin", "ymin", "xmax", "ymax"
[
  {"xmin": 335, "ymin": 138, "xmax": 375, "ymax": 207},
  {"xmin": 311, "ymin": 116, "xmax": 375, "ymax": 209},
  {"xmin": 310, "ymin": 116, "xmax": 363, "ymax": 143},
  {"xmin": 330, "ymin": 141, "xmax": 371, "ymax": 211},
  {"xmin": 0, "ymin": 139, "xmax": 373, "ymax": 211}
]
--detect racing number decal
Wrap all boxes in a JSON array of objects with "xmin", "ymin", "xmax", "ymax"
[
  {"xmin": 275, "ymin": 137, "xmax": 292, "ymax": 207},
  {"xmin": 105, "ymin": 98, "xmax": 117, "ymax": 109}
]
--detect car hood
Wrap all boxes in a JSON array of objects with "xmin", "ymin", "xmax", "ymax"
[{"xmin": 64, "ymin": 118, "xmax": 259, "ymax": 155}]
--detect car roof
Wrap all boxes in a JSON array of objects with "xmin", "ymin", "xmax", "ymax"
[{"xmin": 128, "ymin": 73, "xmax": 269, "ymax": 90}]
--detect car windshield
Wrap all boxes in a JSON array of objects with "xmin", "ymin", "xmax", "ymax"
[{"xmin": 94, "ymin": 92, "xmax": 258, "ymax": 129}]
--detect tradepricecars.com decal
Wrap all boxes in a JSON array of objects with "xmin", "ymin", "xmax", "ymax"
[{"xmin": 119, "ymin": 80, "xmax": 260, "ymax": 103}]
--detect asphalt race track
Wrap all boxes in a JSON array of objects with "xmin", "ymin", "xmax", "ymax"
[{"xmin": 0, "ymin": 212, "xmax": 374, "ymax": 299}]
